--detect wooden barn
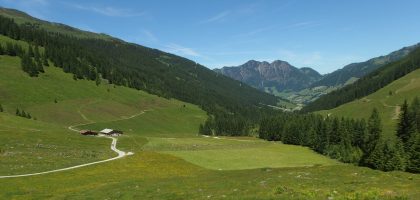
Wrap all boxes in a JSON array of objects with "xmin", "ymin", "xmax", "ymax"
[
  {"xmin": 80, "ymin": 130, "xmax": 98, "ymax": 136},
  {"xmin": 100, "ymin": 128, "xmax": 123, "ymax": 136}
]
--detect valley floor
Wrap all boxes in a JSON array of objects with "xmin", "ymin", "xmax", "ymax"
[{"xmin": 0, "ymin": 54, "xmax": 419, "ymax": 199}]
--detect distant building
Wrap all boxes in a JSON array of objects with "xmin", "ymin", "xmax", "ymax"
[
  {"xmin": 80, "ymin": 130, "xmax": 98, "ymax": 136},
  {"xmin": 100, "ymin": 128, "xmax": 123, "ymax": 136}
]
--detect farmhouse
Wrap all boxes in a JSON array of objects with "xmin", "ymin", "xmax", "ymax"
[
  {"xmin": 100, "ymin": 128, "xmax": 123, "ymax": 136},
  {"xmin": 80, "ymin": 130, "xmax": 98, "ymax": 136}
]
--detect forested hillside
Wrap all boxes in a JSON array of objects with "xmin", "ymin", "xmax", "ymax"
[
  {"xmin": 0, "ymin": 9, "xmax": 279, "ymax": 128},
  {"xmin": 303, "ymin": 46, "xmax": 420, "ymax": 112},
  {"xmin": 311, "ymin": 43, "xmax": 419, "ymax": 88}
]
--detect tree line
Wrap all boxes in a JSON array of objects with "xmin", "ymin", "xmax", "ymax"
[
  {"xmin": 303, "ymin": 47, "xmax": 420, "ymax": 113},
  {"xmin": 255, "ymin": 97, "xmax": 420, "ymax": 173}
]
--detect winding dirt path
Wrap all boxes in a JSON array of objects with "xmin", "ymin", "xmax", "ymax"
[
  {"xmin": 381, "ymin": 100, "xmax": 401, "ymax": 120},
  {"xmin": 0, "ymin": 110, "xmax": 149, "ymax": 179},
  {"xmin": 0, "ymin": 135, "xmax": 131, "ymax": 179}
]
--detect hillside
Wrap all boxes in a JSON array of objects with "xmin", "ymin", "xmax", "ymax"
[
  {"xmin": 0, "ymin": 51, "xmax": 419, "ymax": 199},
  {"xmin": 0, "ymin": 7, "xmax": 113, "ymax": 40},
  {"xmin": 0, "ymin": 7, "xmax": 278, "ymax": 123},
  {"xmin": 214, "ymin": 60, "xmax": 322, "ymax": 92},
  {"xmin": 311, "ymin": 43, "xmax": 420, "ymax": 87},
  {"xmin": 303, "ymin": 45, "xmax": 420, "ymax": 112},
  {"xmin": 318, "ymin": 68, "xmax": 420, "ymax": 137},
  {"xmin": 277, "ymin": 43, "xmax": 419, "ymax": 105}
]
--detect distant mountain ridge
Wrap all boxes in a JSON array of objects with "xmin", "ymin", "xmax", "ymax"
[
  {"xmin": 214, "ymin": 60, "xmax": 322, "ymax": 92},
  {"xmin": 311, "ymin": 43, "xmax": 420, "ymax": 88}
]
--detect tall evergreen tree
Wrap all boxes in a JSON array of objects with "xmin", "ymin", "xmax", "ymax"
[
  {"xmin": 406, "ymin": 133, "xmax": 420, "ymax": 173},
  {"xmin": 382, "ymin": 139, "xmax": 406, "ymax": 171},
  {"xmin": 361, "ymin": 108, "xmax": 382, "ymax": 166},
  {"xmin": 34, "ymin": 45, "xmax": 41, "ymax": 59},
  {"xmin": 411, "ymin": 97, "xmax": 420, "ymax": 133},
  {"xmin": 28, "ymin": 45, "xmax": 34, "ymax": 57},
  {"xmin": 42, "ymin": 53, "xmax": 49, "ymax": 66},
  {"xmin": 397, "ymin": 100, "xmax": 417, "ymax": 151},
  {"xmin": 364, "ymin": 138, "xmax": 385, "ymax": 169}
]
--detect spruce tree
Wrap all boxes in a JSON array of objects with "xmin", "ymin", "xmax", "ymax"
[
  {"xmin": 406, "ymin": 134, "xmax": 420, "ymax": 173},
  {"xmin": 28, "ymin": 45, "xmax": 34, "ymax": 57},
  {"xmin": 361, "ymin": 108, "xmax": 382, "ymax": 166},
  {"xmin": 364, "ymin": 138, "xmax": 385, "ymax": 169},
  {"xmin": 382, "ymin": 140, "xmax": 406, "ymax": 171},
  {"xmin": 411, "ymin": 97, "xmax": 420, "ymax": 133},
  {"xmin": 34, "ymin": 45, "xmax": 41, "ymax": 59},
  {"xmin": 21, "ymin": 110, "xmax": 27, "ymax": 118},
  {"xmin": 397, "ymin": 100, "xmax": 416, "ymax": 151},
  {"xmin": 42, "ymin": 53, "xmax": 49, "ymax": 66},
  {"xmin": 95, "ymin": 73, "xmax": 101, "ymax": 86},
  {"xmin": 329, "ymin": 118, "xmax": 340, "ymax": 145}
]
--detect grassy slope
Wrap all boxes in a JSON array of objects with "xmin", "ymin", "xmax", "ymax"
[
  {"xmin": 317, "ymin": 68, "xmax": 420, "ymax": 137},
  {"xmin": 0, "ymin": 34, "xmax": 206, "ymax": 175}
]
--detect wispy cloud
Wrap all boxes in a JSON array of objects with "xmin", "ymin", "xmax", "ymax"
[
  {"xmin": 284, "ymin": 21, "xmax": 321, "ymax": 30},
  {"xmin": 164, "ymin": 43, "xmax": 201, "ymax": 57},
  {"xmin": 142, "ymin": 30, "xmax": 158, "ymax": 42},
  {"xmin": 66, "ymin": 3, "xmax": 146, "ymax": 17},
  {"xmin": 235, "ymin": 25, "xmax": 276, "ymax": 37},
  {"xmin": 200, "ymin": 10, "xmax": 230, "ymax": 24}
]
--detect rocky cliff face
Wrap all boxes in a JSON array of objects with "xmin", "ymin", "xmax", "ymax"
[{"xmin": 214, "ymin": 60, "xmax": 322, "ymax": 92}]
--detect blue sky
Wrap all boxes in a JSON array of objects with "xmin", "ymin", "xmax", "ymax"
[{"xmin": 1, "ymin": 0, "xmax": 420, "ymax": 73}]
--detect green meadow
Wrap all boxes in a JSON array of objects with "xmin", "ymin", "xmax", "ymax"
[{"xmin": 0, "ymin": 35, "xmax": 419, "ymax": 199}]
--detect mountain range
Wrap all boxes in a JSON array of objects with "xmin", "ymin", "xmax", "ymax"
[
  {"xmin": 214, "ymin": 60, "xmax": 322, "ymax": 92},
  {"xmin": 215, "ymin": 43, "xmax": 420, "ymax": 105}
]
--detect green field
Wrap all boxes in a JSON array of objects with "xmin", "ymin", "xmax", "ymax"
[
  {"xmin": 318, "ymin": 68, "xmax": 420, "ymax": 137},
  {"xmin": 1, "ymin": 35, "xmax": 420, "ymax": 199},
  {"xmin": 145, "ymin": 137, "xmax": 339, "ymax": 170}
]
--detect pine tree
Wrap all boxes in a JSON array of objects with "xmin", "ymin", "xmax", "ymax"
[
  {"xmin": 329, "ymin": 118, "xmax": 340, "ymax": 145},
  {"xmin": 6, "ymin": 42, "xmax": 16, "ymax": 56},
  {"xmin": 411, "ymin": 97, "xmax": 420, "ymax": 133},
  {"xmin": 364, "ymin": 138, "xmax": 385, "ymax": 169},
  {"xmin": 28, "ymin": 45, "xmax": 34, "ymax": 57},
  {"xmin": 21, "ymin": 110, "xmax": 27, "ymax": 118},
  {"xmin": 361, "ymin": 108, "xmax": 382, "ymax": 166},
  {"xmin": 406, "ymin": 133, "xmax": 420, "ymax": 173},
  {"xmin": 95, "ymin": 72, "xmax": 101, "ymax": 86},
  {"xmin": 42, "ymin": 53, "xmax": 49, "ymax": 66},
  {"xmin": 382, "ymin": 139, "xmax": 406, "ymax": 171},
  {"xmin": 353, "ymin": 119, "xmax": 367, "ymax": 148},
  {"xmin": 397, "ymin": 100, "xmax": 416, "ymax": 151},
  {"xmin": 34, "ymin": 45, "xmax": 41, "ymax": 59}
]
